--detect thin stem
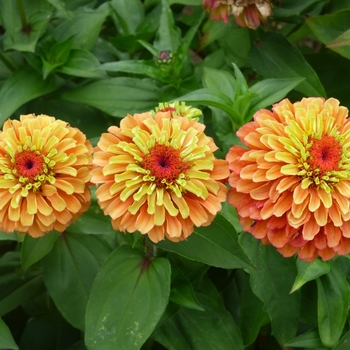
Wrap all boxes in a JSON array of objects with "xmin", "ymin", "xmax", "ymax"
[
  {"xmin": 144, "ymin": 237, "xmax": 157, "ymax": 259},
  {"xmin": 16, "ymin": 0, "xmax": 30, "ymax": 34}
]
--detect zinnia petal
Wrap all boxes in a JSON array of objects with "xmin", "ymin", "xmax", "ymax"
[
  {"xmin": 92, "ymin": 104, "xmax": 228, "ymax": 242},
  {"xmin": 0, "ymin": 114, "xmax": 93, "ymax": 237},
  {"xmin": 227, "ymin": 97, "xmax": 350, "ymax": 262}
]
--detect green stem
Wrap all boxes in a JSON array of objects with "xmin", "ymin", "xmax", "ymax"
[
  {"xmin": 16, "ymin": 0, "xmax": 30, "ymax": 33},
  {"xmin": 144, "ymin": 237, "xmax": 157, "ymax": 259}
]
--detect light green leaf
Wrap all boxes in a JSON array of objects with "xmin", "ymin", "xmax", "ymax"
[
  {"xmin": 249, "ymin": 32, "xmax": 326, "ymax": 97},
  {"xmin": 58, "ymin": 50, "xmax": 106, "ymax": 78},
  {"xmin": 317, "ymin": 262, "xmax": 350, "ymax": 348},
  {"xmin": 291, "ymin": 258, "xmax": 330, "ymax": 293},
  {"xmin": 61, "ymin": 77, "xmax": 159, "ymax": 117},
  {"xmin": 249, "ymin": 78, "xmax": 304, "ymax": 114},
  {"xmin": 111, "ymin": 0, "xmax": 144, "ymax": 36},
  {"xmin": 157, "ymin": 214, "xmax": 254, "ymax": 270},
  {"xmin": 333, "ymin": 329, "xmax": 350, "ymax": 350},
  {"xmin": 202, "ymin": 67, "xmax": 236, "ymax": 100},
  {"xmin": 154, "ymin": 0, "xmax": 181, "ymax": 52},
  {"xmin": 85, "ymin": 245, "xmax": 171, "ymax": 350},
  {"xmin": 0, "ymin": 318, "xmax": 18, "ymax": 350},
  {"xmin": 41, "ymin": 233, "xmax": 112, "ymax": 330},
  {"xmin": 99, "ymin": 60, "xmax": 162, "ymax": 80},
  {"xmin": 53, "ymin": 7, "xmax": 109, "ymax": 50}
]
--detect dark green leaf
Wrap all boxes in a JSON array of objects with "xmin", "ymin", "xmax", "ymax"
[
  {"xmin": 249, "ymin": 32, "xmax": 326, "ymax": 97},
  {"xmin": 0, "ymin": 317, "xmax": 18, "ymax": 350},
  {"xmin": 239, "ymin": 232, "xmax": 300, "ymax": 345},
  {"xmin": 333, "ymin": 329, "xmax": 350, "ymax": 350},
  {"xmin": 170, "ymin": 282, "xmax": 204, "ymax": 311},
  {"xmin": 41, "ymin": 233, "xmax": 112, "ymax": 330},
  {"xmin": 0, "ymin": 66, "xmax": 63, "ymax": 122},
  {"xmin": 317, "ymin": 262, "xmax": 350, "ymax": 348},
  {"xmin": 0, "ymin": 252, "xmax": 45, "ymax": 316},
  {"xmin": 291, "ymin": 258, "xmax": 330, "ymax": 293},
  {"xmin": 61, "ymin": 77, "xmax": 159, "ymax": 117},
  {"xmin": 157, "ymin": 214, "xmax": 254, "ymax": 270},
  {"xmin": 153, "ymin": 277, "xmax": 244, "ymax": 350},
  {"xmin": 284, "ymin": 328, "xmax": 323, "ymax": 348},
  {"xmin": 85, "ymin": 245, "xmax": 171, "ymax": 350},
  {"xmin": 307, "ymin": 11, "xmax": 350, "ymax": 59},
  {"xmin": 21, "ymin": 230, "xmax": 60, "ymax": 270}
]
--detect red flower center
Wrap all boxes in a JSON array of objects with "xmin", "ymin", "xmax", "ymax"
[
  {"xmin": 15, "ymin": 151, "xmax": 44, "ymax": 178},
  {"xmin": 309, "ymin": 136, "xmax": 342, "ymax": 174},
  {"xmin": 141, "ymin": 143, "xmax": 190, "ymax": 187}
]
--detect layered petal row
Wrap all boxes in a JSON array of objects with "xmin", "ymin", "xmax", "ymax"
[
  {"xmin": 0, "ymin": 114, "xmax": 93, "ymax": 237},
  {"xmin": 91, "ymin": 110, "xmax": 229, "ymax": 243},
  {"xmin": 227, "ymin": 97, "xmax": 350, "ymax": 262}
]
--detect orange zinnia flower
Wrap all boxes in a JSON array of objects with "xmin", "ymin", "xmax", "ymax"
[
  {"xmin": 227, "ymin": 98, "xmax": 350, "ymax": 262},
  {"xmin": 91, "ymin": 106, "xmax": 229, "ymax": 243},
  {"xmin": 0, "ymin": 114, "xmax": 93, "ymax": 237}
]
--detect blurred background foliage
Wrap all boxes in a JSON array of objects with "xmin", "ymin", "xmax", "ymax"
[{"xmin": 1, "ymin": 0, "xmax": 350, "ymax": 349}]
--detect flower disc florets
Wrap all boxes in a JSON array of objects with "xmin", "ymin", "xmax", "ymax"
[
  {"xmin": 227, "ymin": 98, "xmax": 350, "ymax": 262},
  {"xmin": 0, "ymin": 114, "xmax": 93, "ymax": 237},
  {"xmin": 92, "ymin": 108, "xmax": 229, "ymax": 243}
]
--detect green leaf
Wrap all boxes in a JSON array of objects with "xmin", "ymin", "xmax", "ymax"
[
  {"xmin": 154, "ymin": 0, "xmax": 181, "ymax": 52},
  {"xmin": 157, "ymin": 214, "xmax": 254, "ymax": 270},
  {"xmin": 170, "ymin": 282, "xmax": 204, "ymax": 311},
  {"xmin": 99, "ymin": 60, "xmax": 162, "ymax": 80},
  {"xmin": 0, "ymin": 66, "xmax": 63, "ymax": 122},
  {"xmin": 177, "ymin": 88, "xmax": 242, "ymax": 126},
  {"xmin": 52, "ymin": 7, "xmax": 109, "ymax": 50},
  {"xmin": 2, "ymin": 11, "xmax": 51, "ymax": 52},
  {"xmin": 249, "ymin": 32, "xmax": 326, "ymax": 97},
  {"xmin": 58, "ymin": 49, "xmax": 106, "ymax": 78},
  {"xmin": 0, "ymin": 231, "xmax": 17, "ymax": 241},
  {"xmin": 284, "ymin": 328, "xmax": 323, "ymax": 348},
  {"xmin": 273, "ymin": 0, "xmax": 326, "ymax": 17},
  {"xmin": 41, "ymin": 232, "xmax": 112, "ymax": 330},
  {"xmin": 291, "ymin": 258, "xmax": 330, "ymax": 293},
  {"xmin": 42, "ymin": 36, "xmax": 74, "ymax": 79},
  {"xmin": 61, "ymin": 77, "xmax": 159, "ymax": 117},
  {"xmin": 316, "ymin": 262, "xmax": 350, "ymax": 348},
  {"xmin": 239, "ymin": 232, "xmax": 300, "ymax": 345},
  {"xmin": 153, "ymin": 277, "xmax": 245, "ymax": 350},
  {"xmin": 0, "ymin": 318, "xmax": 18, "ymax": 350},
  {"xmin": 111, "ymin": 0, "xmax": 144, "ymax": 36},
  {"xmin": 202, "ymin": 67, "xmax": 236, "ymax": 100},
  {"xmin": 307, "ymin": 11, "xmax": 350, "ymax": 59},
  {"xmin": 333, "ymin": 329, "xmax": 350, "ymax": 350},
  {"xmin": 249, "ymin": 78, "xmax": 304, "ymax": 114},
  {"xmin": 0, "ymin": 252, "xmax": 45, "ymax": 316},
  {"xmin": 236, "ymin": 270, "xmax": 269, "ymax": 346},
  {"xmin": 21, "ymin": 230, "xmax": 60, "ymax": 270},
  {"xmin": 85, "ymin": 245, "xmax": 171, "ymax": 350}
]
